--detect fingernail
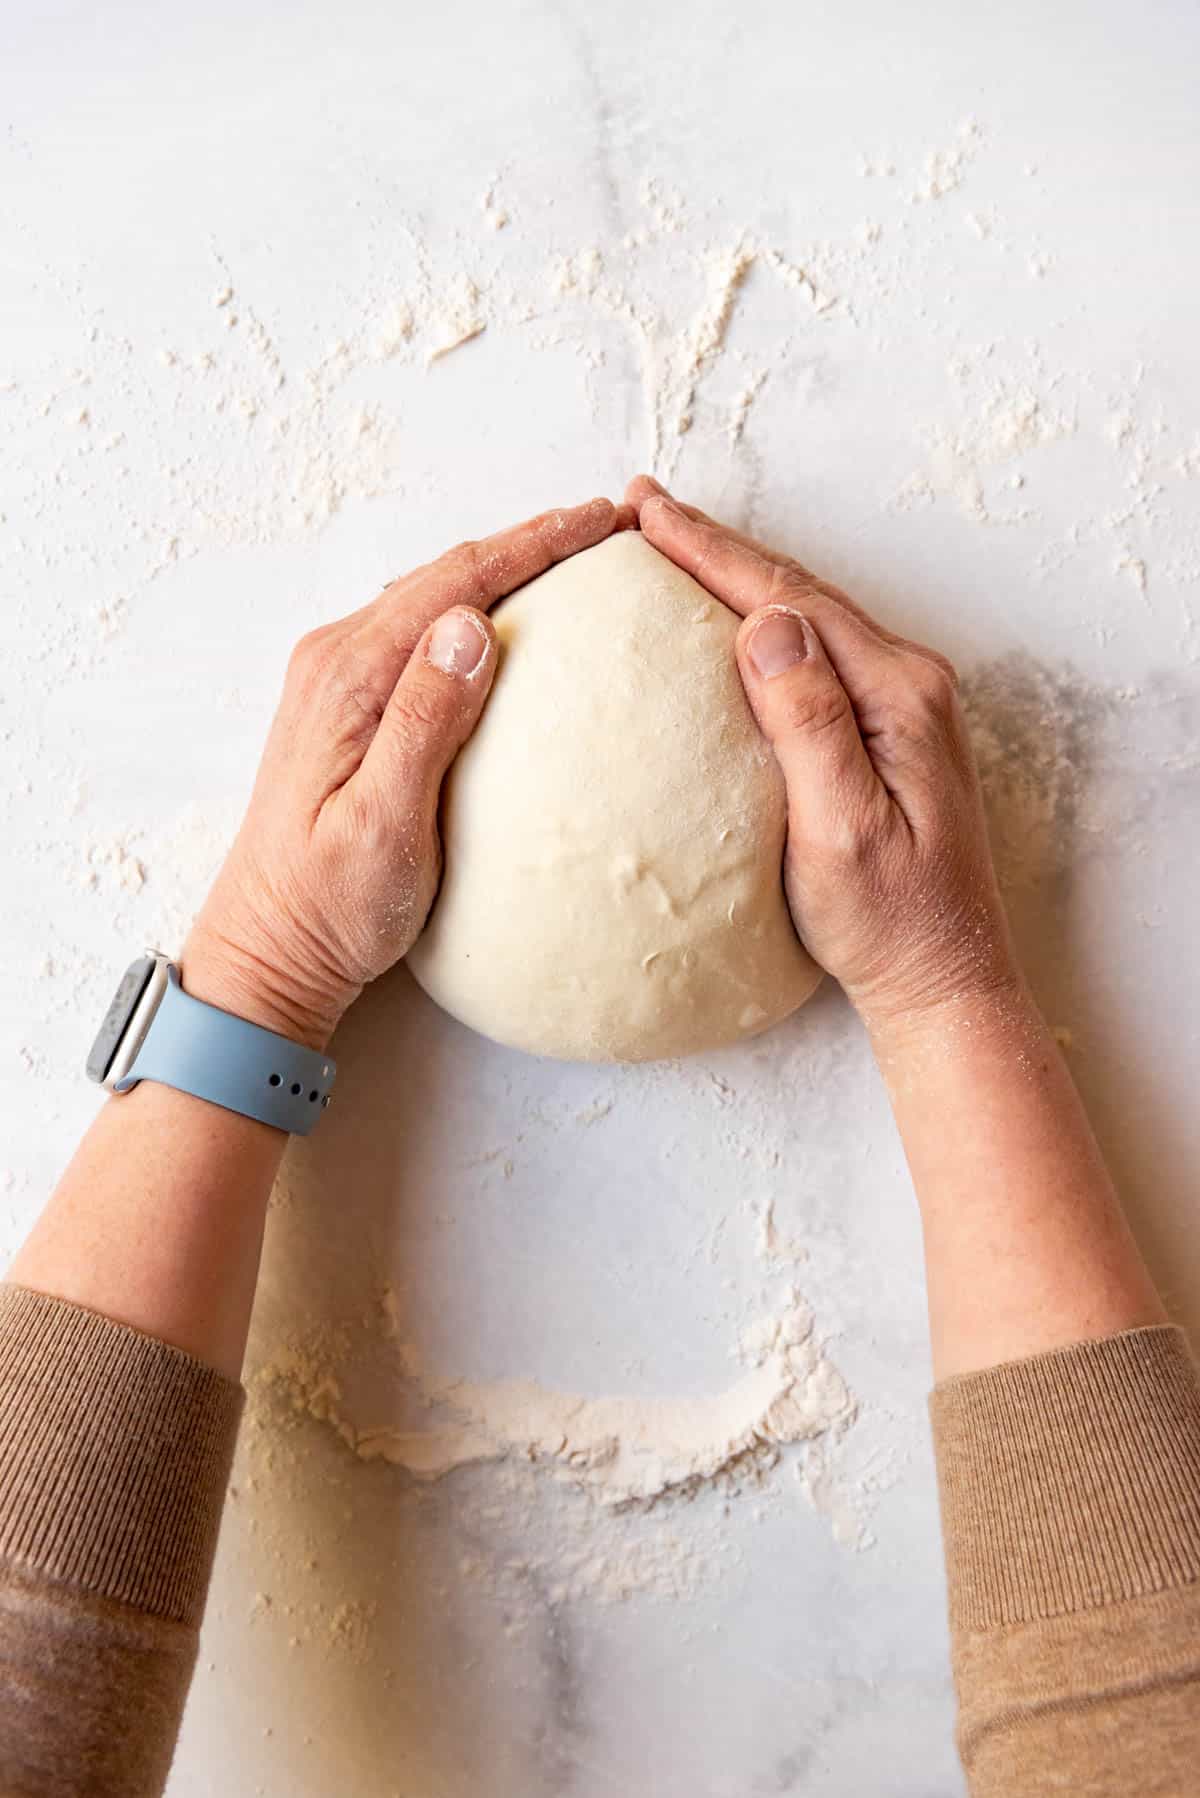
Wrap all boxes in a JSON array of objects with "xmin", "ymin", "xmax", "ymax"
[
  {"xmin": 648, "ymin": 492, "xmax": 683, "ymax": 518},
  {"xmin": 747, "ymin": 609, "xmax": 809, "ymax": 679},
  {"xmin": 428, "ymin": 609, "xmax": 488, "ymax": 676}
]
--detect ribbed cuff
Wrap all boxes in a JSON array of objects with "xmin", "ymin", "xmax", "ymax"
[
  {"xmin": 0, "ymin": 1285, "xmax": 243, "ymax": 1626},
  {"xmin": 930, "ymin": 1325, "xmax": 1200, "ymax": 1630}
]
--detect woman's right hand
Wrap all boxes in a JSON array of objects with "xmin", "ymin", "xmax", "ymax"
[
  {"xmin": 182, "ymin": 496, "xmax": 627, "ymax": 1050},
  {"xmin": 627, "ymin": 476, "xmax": 1021, "ymax": 1038}
]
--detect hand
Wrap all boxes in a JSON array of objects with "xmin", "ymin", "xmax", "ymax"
[
  {"xmin": 182, "ymin": 497, "xmax": 626, "ymax": 1048},
  {"xmin": 627, "ymin": 477, "xmax": 1020, "ymax": 1036}
]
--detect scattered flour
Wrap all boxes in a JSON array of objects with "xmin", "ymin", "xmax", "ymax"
[
  {"xmin": 7, "ymin": 123, "xmax": 1200, "ymax": 1698},
  {"xmin": 6, "ymin": 132, "xmax": 1196, "ymax": 706},
  {"xmin": 961, "ymin": 655, "xmax": 1111, "ymax": 892},
  {"xmin": 656, "ymin": 241, "xmax": 755, "ymax": 451},
  {"xmin": 908, "ymin": 118, "xmax": 983, "ymax": 204},
  {"xmin": 916, "ymin": 362, "xmax": 1076, "ymax": 524},
  {"xmin": 426, "ymin": 275, "xmax": 488, "ymax": 364},
  {"xmin": 479, "ymin": 178, "xmax": 510, "ymax": 232},
  {"xmin": 249, "ymin": 1273, "xmax": 855, "ymax": 1518}
]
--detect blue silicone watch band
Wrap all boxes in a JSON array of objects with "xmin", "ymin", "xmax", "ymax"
[{"xmin": 113, "ymin": 964, "xmax": 335, "ymax": 1135}]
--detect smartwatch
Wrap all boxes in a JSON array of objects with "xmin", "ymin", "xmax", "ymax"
[{"xmin": 86, "ymin": 952, "xmax": 336, "ymax": 1136}]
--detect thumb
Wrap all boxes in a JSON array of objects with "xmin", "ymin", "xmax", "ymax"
[
  {"xmin": 355, "ymin": 605, "xmax": 498, "ymax": 819},
  {"xmin": 735, "ymin": 606, "xmax": 880, "ymax": 842}
]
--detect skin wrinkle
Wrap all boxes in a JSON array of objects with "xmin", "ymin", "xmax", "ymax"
[
  {"xmin": 181, "ymin": 497, "xmax": 620, "ymax": 1047},
  {"xmin": 351, "ymin": 501, "xmax": 619, "ymax": 674},
  {"xmin": 634, "ymin": 480, "xmax": 1020, "ymax": 1041},
  {"xmin": 636, "ymin": 485, "xmax": 958, "ymax": 692},
  {"xmin": 5, "ymin": 478, "xmax": 1191, "ymax": 1794}
]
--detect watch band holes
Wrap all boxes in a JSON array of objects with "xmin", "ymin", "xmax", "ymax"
[
  {"xmin": 308, "ymin": 1089, "xmax": 319, "ymax": 1103},
  {"xmin": 290, "ymin": 1081, "xmax": 302, "ymax": 1096},
  {"xmin": 268, "ymin": 1073, "xmax": 282, "ymax": 1087}
]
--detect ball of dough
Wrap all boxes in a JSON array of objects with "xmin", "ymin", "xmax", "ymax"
[{"xmin": 407, "ymin": 532, "xmax": 821, "ymax": 1061}]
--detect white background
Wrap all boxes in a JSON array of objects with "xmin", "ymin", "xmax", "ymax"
[{"xmin": 3, "ymin": 2, "xmax": 1199, "ymax": 1793}]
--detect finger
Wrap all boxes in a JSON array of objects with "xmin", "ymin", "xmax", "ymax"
[
  {"xmin": 863, "ymin": 649, "xmax": 969, "ymax": 828},
  {"xmin": 627, "ymin": 475, "xmax": 841, "ymax": 598},
  {"xmin": 358, "ymin": 495, "xmax": 620, "ymax": 671},
  {"xmin": 638, "ymin": 491, "xmax": 791, "ymax": 613},
  {"xmin": 310, "ymin": 496, "xmax": 621, "ymax": 688},
  {"xmin": 631, "ymin": 482, "xmax": 953, "ymax": 674},
  {"xmin": 625, "ymin": 471, "xmax": 671, "ymax": 510},
  {"xmin": 267, "ymin": 497, "xmax": 618, "ymax": 794},
  {"xmin": 639, "ymin": 491, "xmax": 897, "ymax": 642},
  {"xmin": 626, "ymin": 474, "xmax": 796, "ymax": 568},
  {"xmin": 351, "ymin": 606, "xmax": 498, "ymax": 831},
  {"xmin": 631, "ymin": 478, "xmax": 958, "ymax": 703},
  {"xmin": 639, "ymin": 491, "xmax": 905, "ymax": 719},
  {"xmin": 736, "ymin": 607, "xmax": 890, "ymax": 849}
]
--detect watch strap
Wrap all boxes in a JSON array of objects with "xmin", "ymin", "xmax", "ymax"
[{"xmin": 113, "ymin": 964, "xmax": 335, "ymax": 1135}]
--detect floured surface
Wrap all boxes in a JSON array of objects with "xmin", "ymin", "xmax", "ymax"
[
  {"xmin": 254, "ymin": 1214, "xmax": 857, "ymax": 1491},
  {"xmin": 3, "ymin": 3, "xmax": 1200, "ymax": 1795}
]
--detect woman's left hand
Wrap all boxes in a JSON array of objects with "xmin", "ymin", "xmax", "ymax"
[{"xmin": 182, "ymin": 497, "xmax": 625, "ymax": 1048}]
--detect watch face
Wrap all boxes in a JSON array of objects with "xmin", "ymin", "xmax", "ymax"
[{"xmin": 86, "ymin": 955, "xmax": 157, "ymax": 1083}]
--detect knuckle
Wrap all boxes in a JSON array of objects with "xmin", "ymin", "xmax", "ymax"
[
  {"xmin": 812, "ymin": 575, "xmax": 852, "ymax": 607},
  {"xmin": 907, "ymin": 656, "xmax": 958, "ymax": 717},
  {"xmin": 775, "ymin": 678, "xmax": 850, "ymax": 741},
  {"xmin": 286, "ymin": 629, "xmax": 387, "ymax": 745},
  {"xmin": 287, "ymin": 624, "xmax": 345, "ymax": 688},
  {"xmin": 386, "ymin": 682, "xmax": 449, "ymax": 751},
  {"xmin": 926, "ymin": 649, "xmax": 960, "ymax": 689},
  {"xmin": 339, "ymin": 783, "xmax": 398, "ymax": 859},
  {"xmin": 440, "ymin": 539, "xmax": 491, "ymax": 604},
  {"xmin": 690, "ymin": 521, "xmax": 732, "ymax": 583},
  {"xmin": 811, "ymin": 788, "xmax": 891, "ymax": 872},
  {"xmin": 907, "ymin": 648, "xmax": 959, "ymax": 698},
  {"xmin": 768, "ymin": 561, "xmax": 814, "ymax": 607}
]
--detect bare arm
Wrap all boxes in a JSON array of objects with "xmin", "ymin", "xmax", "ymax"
[
  {"xmin": 9, "ymin": 498, "xmax": 621, "ymax": 1377},
  {"xmin": 0, "ymin": 496, "xmax": 624, "ymax": 1798},
  {"xmin": 868, "ymin": 990, "xmax": 1163, "ymax": 1377},
  {"xmin": 630, "ymin": 475, "xmax": 1200, "ymax": 1798},
  {"xmin": 628, "ymin": 475, "xmax": 1163, "ymax": 1375}
]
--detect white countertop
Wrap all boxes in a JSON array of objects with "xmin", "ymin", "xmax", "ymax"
[{"xmin": 3, "ymin": 2, "xmax": 1199, "ymax": 1792}]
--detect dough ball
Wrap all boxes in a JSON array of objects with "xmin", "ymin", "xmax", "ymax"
[{"xmin": 407, "ymin": 532, "xmax": 822, "ymax": 1061}]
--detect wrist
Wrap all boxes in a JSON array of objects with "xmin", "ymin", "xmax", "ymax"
[
  {"xmin": 178, "ymin": 927, "xmax": 355, "ymax": 1052},
  {"xmin": 859, "ymin": 963, "xmax": 1035, "ymax": 1064},
  {"xmin": 845, "ymin": 901, "xmax": 1024, "ymax": 1047}
]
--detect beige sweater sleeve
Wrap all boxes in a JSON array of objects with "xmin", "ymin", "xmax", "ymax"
[
  {"xmin": 0, "ymin": 1284, "xmax": 242, "ymax": 1798},
  {"xmin": 931, "ymin": 1325, "xmax": 1200, "ymax": 1797},
  {"xmin": 3, "ymin": 1292, "xmax": 1198, "ymax": 1797}
]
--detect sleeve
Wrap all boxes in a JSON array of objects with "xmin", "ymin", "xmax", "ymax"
[
  {"xmin": 930, "ymin": 1325, "xmax": 1200, "ymax": 1798},
  {"xmin": 0, "ymin": 1284, "xmax": 243, "ymax": 1798}
]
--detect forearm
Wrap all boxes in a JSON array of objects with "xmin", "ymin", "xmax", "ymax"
[
  {"xmin": 869, "ymin": 978, "xmax": 1165, "ymax": 1381},
  {"xmin": 8, "ymin": 1082, "xmax": 283, "ymax": 1382},
  {"xmin": 873, "ymin": 980, "xmax": 1200, "ymax": 1792},
  {"xmin": 0, "ymin": 496, "xmax": 618, "ymax": 1796},
  {"xmin": 0, "ymin": 948, "xmax": 296, "ymax": 1795},
  {"xmin": 7, "ymin": 941, "xmax": 307, "ymax": 1382},
  {"xmin": 631, "ymin": 479, "xmax": 1199, "ymax": 1795}
]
